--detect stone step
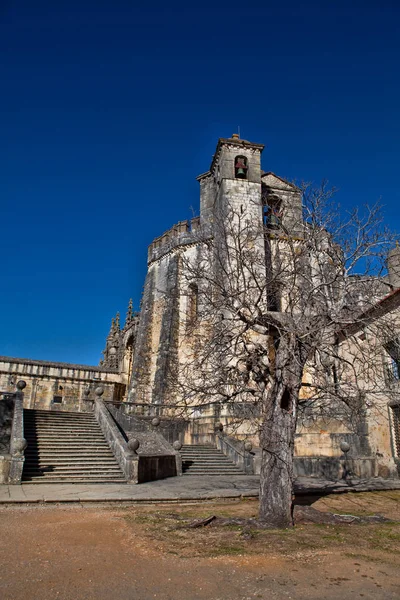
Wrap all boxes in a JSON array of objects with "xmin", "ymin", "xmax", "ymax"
[
  {"xmin": 182, "ymin": 464, "xmax": 239, "ymax": 468},
  {"xmin": 24, "ymin": 464, "xmax": 123, "ymax": 471},
  {"xmin": 22, "ymin": 477, "xmax": 126, "ymax": 484},
  {"xmin": 25, "ymin": 442, "xmax": 109, "ymax": 447},
  {"xmin": 22, "ymin": 408, "xmax": 125, "ymax": 484},
  {"xmin": 24, "ymin": 424, "xmax": 100, "ymax": 429},
  {"xmin": 25, "ymin": 437, "xmax": 108, "ymax": 442},
  {"xmin": 179, "ymin": 444, "xmax": 245, "ymax": 475},
  {"xmin": 24, "ymin": 461, "xmax": 121, "ymax": 467},
  {"xmin": 25, "ymin": 429, "xmax": 104, "ymax": 433},
  {"xmin": 27, "ymin": 456, "xmax": 119, "ymax": 469},
  {"xmin": 23, "ymin": 471, "xmax": 124, "ymax": 481},
  {"xmin": 24, "ymin": 418, "xmax": 97, "ymax": 423},
  {"xmin": 182, "ymin": 462, "xmax": 240, "ymax": 471},
  {"xmin": 183, "ymin": 472, "xmax": 242, "ymax": 476},
  {"xmin": 25, "ymin": 448, "xmax": 114, "ymax": 459},
  {"xmin": 180, "ymin": 451, "xmax": 226, "ymax": 455},
  {"xmin": 25, "ymin": 409, "xmax": 92, "ymax": 416}
]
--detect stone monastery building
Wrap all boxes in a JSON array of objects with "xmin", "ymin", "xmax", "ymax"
[{"xmin": 1, "ymin": 134, "xmax": 400, "ymax": 484}]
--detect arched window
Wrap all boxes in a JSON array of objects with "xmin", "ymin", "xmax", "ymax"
[
  {"xmin": 123, "ymin": 335, "xmax": 135, "ymax": 387},
  {"xmin": 263, "ymin": 195, "xmax": 282, "ymax": 229},
  {"xmin": 234, "ymin": 155, "xmax": 248, "ymax": 179}
]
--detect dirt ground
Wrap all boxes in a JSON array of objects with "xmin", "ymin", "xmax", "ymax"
[{"xmin": 0, "ymin": 491, "xmax": 399, "ymax": 600}]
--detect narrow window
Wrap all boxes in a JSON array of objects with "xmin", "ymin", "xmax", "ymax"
[
  {"xmin": 234, "ymin": 155, "xmax": 248, "ymax": 179},
  {"xmin": 267, "ymin": 283, "xmax": 281, "ymax": 311},
  {"xmin": 384, "ymin": 339, "xmax": 400, "ymax": 382},
  {"xmin": 281, "ymin": 388, "xmax": 291, "ymax": 411},
  {"xmin": 391, "ymin": 404, "xmax": 400, "ymax": 456},
  {"xmin": 53, "ymin": 396, "xmax": 63, "ymax": 404},
  {"xmin": 187, "ymin": 283, "xmax": 198, "ymax": 326}
]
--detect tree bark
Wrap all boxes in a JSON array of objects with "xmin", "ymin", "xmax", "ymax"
[{"xmin": 258, "ymin": 334, "xmax": 306, "ymax": 527}]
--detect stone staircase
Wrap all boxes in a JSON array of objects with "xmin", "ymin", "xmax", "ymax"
[
  {"xmin": 180, "ymin": 444, "xmax": 245, "ymax": 475},
  {"xmin": 22, "ymin": 409, "xmax": 126, "ymax": 484}
]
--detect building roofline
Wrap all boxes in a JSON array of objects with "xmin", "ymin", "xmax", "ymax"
[
  {"xmin": 338, "ymin": 286, "xmax": 400, "ymax": 340},
  {"xmin": 0, "ymin": 355, "xmax": 119, "ymax": 373},
  {"xmin": 261, "ymin": 171, "xmax": 300, "ymax": 191},
  {"xmin": 196, "ymin": 171, "xmax": 212, "ymax": 182},
  {"xmin": 210, "ymin": 137, "xmax": 264, "ymax": 174}
]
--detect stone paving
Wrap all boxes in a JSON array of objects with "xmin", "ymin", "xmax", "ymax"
[{"xmin": 0, "ymin": 475, "xmax": 399, "ymax": 504}]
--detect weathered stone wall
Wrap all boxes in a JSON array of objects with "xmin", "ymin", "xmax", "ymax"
[
  {"xmin": 0, "ymin": 357, "xmax": 123, "ymax": 412},
  {"xmin": 0, "ymin": 394, "xmax": 14, "ymax": 453}
]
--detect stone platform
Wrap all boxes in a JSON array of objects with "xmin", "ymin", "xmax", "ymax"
[{"xmin": 0, "ymin": 475, "xmax": 399, "ymax": 504}]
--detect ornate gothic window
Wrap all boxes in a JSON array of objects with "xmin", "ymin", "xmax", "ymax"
[{"xmin": 235, "ymin": 155, "xmax": 248, "ymax": 179}]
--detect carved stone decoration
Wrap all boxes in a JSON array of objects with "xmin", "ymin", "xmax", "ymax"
[
  {"xmin": 13, "ymin": 438, "xmax": 28, "ymax": 456},
  {"xmin": 95, "ymin": 386, "xmax": 104, "ymax": 398},
  {"xmin": 340, "ymin": 441, "xmax": 351, "ymax": 454},
  {"xmin": 127, "ymin": 438, "xmax": 140, "ymax": 453},
  {"xmin": 16, "ymin": 380, "xmax": 26, "ymax": 391},
  {"xmin": 244, "ymin": 441, "xmax": 253, "ymax": 452},
  {"xmin": 173, "ymin": 441, "xmax": 182, "ymax": 451},
  {"xmin": 151, "ymin": 417, "xmax": 161, "ymax": 428}
]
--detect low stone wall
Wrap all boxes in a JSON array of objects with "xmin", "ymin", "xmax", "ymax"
[
  {"xmin": 216, "ymin": 433, "xmax": 253, "ymax": 474},
  {"xmin": 94, "ymin": 400, "xmax": 138, "ymax": 483},
  {"xmin": 138, "ymin": 455, "xmax": 177, "ymax": 483},
  {"xmin": 0, "ymin": 394, "xmax": 14, "ymax": 454},
  {"xmin": 0, "ymin": 356, "xmax": 122, "ymax": 412},
  {"xmin": 8, "ymin": 385, "xmax": 27, "ymax": 484},
  {"xmin": 106, "ymin": 404, "xmax": 182, "ymax": 478},
  {"xmin": 294, "ymin": 456, "xmax": 378, "ymax": 480}
]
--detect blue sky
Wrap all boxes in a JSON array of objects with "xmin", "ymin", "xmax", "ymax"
[{"xmin": 1, "ymin": 0, "xmax": 399, "ymax": 365}]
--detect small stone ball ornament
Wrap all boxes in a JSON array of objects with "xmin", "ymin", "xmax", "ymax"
[
  {"xmin": 217, "ymin": 422, "xmax": 224, "ymax": 432},
  {"xmin": 340, "ymin": 441, "xmax": 350, "ymax": 454},
  {"xmin": 244, "ymin": 441, "xmax": 253, "ymax": 452},
  {"xmin": 83, "ymin": 386, "xmax": 91, "ymax": 397},
  {"xmin": 16, "ymin": 380, "xmax": 26, "ymax": 390},
  {"xmin": 151, "ymin": 417, "xmax": 161, "ymax": 427},
  {"xmin": 13, "ymin": 438, "xmax": 28, "ymax": 455},
  {"xmin": 95, "ymin": 386, "xmax": 104, "ymax": 397},
  {"xmin": 128, "ymin": 438, "xmax": 140, "ymax": 453},
  {"xmin": 173, "ymin": 441, "xmax": 182, "ymax": 451}
]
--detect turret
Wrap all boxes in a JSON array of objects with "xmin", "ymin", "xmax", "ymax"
[
  {"xmin": 100, "ymin": 313, "xmax": 121, "ymax": 369},
  {"xmin": 388, "ymin": 244, "xmax": 400, "ymax": 289}
]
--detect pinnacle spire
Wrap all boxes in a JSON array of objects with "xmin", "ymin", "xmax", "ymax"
[
  {"xmin": 115, "ymin": 311, "xmax": 120, "ymax": 330},
  {"xmin": 125, "ymin": 298, "xmax": 134, "ymax": 327},
  {"xmin": 107, "ymin": 317, "xmax": 115, "ymax": 339}
]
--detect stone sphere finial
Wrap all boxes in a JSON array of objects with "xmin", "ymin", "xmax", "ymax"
[
  {"xmin": 173, "ymin": 441, "xmax": 182, "ymax": 451},
  {"xmin": 13, "ymin": 437, "xmax": 28, "ymax": 455},
  {"xmin": 83, "ymin": 386, "xmax": 90, "ymax": 397},
  {"xmin": 151, "ymin": 417, "xmax": 161, "ymax": 428},
  {"xmin": 16, "ymin": 380, "xmax": 26, "ymax": 391},
  {"xmin": 95, "ymin": 386, "xmax": 104, "ymax": 397},
  {"xmin": 244, "ymin": 441, "xmax": 253, "ymax": 452},
  {"xmin": 340, "ymin": 440, "xmax": 350, "ymax": 454},
  {"xmin": 128, "ymin": 438, "xmax": 140, "ymax": 453},
  {"xmin": 217, "ymin": 422, "xmax": 224, "ymax": 432}
]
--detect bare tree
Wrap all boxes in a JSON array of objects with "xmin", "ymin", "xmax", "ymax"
[{"xmin": 173, "ymin": 182, "xmax": 397, "ymax": 527}]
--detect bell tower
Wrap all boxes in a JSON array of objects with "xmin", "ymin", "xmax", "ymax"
[{"xmin": 198, "ymin": 134, "xmax": 265, "ymax": 226}]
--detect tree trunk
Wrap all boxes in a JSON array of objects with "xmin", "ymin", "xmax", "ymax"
[{"xmin": 258, "ymin": 334, "xmax": 306, "ymax": 527}]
